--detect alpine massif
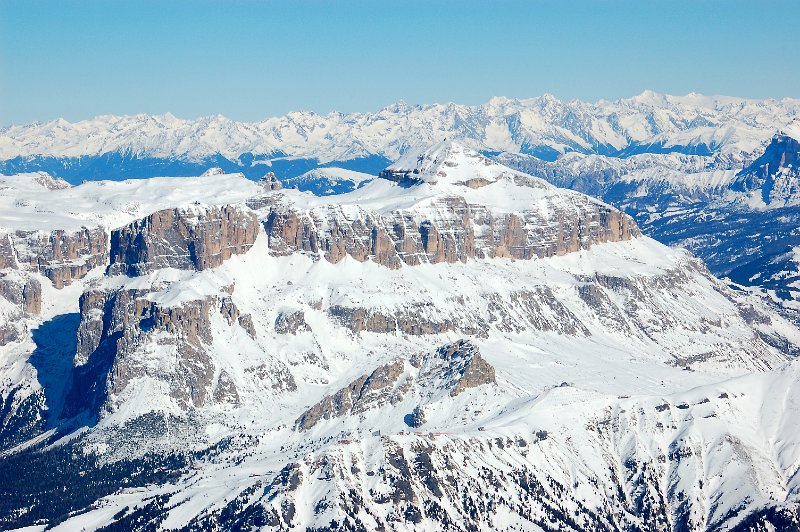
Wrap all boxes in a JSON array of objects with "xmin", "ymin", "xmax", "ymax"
[
  {"xmin": 2, "ymin": 92, "xmax": 800, "ymax": 309},
  {"xmin": 1, "ymin": 95, "xmax": 800, "ymax": 530}
]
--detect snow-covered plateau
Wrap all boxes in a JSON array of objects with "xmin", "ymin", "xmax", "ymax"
[{"xmin": 1, "ymin": 143, "xmax": 800, "ymax": 530}]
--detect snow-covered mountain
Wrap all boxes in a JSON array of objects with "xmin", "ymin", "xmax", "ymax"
[
  {"xmin": 494, "ymin": 130, "xmax": 800, "ymax": 314},
  {"xmin": 2, "ymin": 144, "xmax": 800, "ymax": 529},
  {"xmin": 282, "ymin": 167, "xmax": 375, "ymax": 195},
  {"xmin": 2, "ymin": 92, "xmax": 799, "ymax": 307},
  {"xmin": 1, "ymin": 91, "xmax": 799, "ymax": 183}
]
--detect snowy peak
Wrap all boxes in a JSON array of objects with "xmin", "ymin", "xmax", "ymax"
[
  {"xmin": 378, "ymin": 140, "xmax": 528, "ymax": 188},
  {"xmin": 201, "ymin": 167, "xmax": 226, "ymax": 176},
  {"xmin": 733, "ymin": 133, "xmax": 800, "ymax": 206},
  {"xmin": 2, "ymin": 92, "xmax": 799, "ymax": 168},
  {"xmin": 282, "ymin": 167, "xmax": 375, "ymax": 195}
]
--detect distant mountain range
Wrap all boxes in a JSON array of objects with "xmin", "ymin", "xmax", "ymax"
[{"xmin": 1, "ymin": 91, "xmax": 798, "ymax": 181}]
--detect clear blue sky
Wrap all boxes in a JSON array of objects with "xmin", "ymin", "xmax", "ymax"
[{"xmin": 1, "ymin": 0, "xmax": 798, "ymax": 126}]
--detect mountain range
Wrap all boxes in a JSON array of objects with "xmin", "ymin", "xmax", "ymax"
[
  {"xmin": 2, "ymin": 94, "xmax": 800, "ymax": 530},
  {"xmin": 2, "ymin": 91, "xmax": 799, "ymax": 179},
  {"xmin": 1, "ymin": 141, "xmax": 800, "ymax": 529},
  {"xmin": 2, "ymin": 91, "xmax": 799, "ymax": 310}
]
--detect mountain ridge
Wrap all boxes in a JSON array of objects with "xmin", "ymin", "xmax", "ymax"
[{"xmin": 3, "ymin": 91, "xmax": 799, "ymax": 165}]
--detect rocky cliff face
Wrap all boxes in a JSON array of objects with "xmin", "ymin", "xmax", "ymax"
[
  {"xmin": 296, "ymin": 340, "xmax": 496, "ymax": 431},
  {"xmin": 296, "ymin": 359, "xmax": 409, "ymax": 430},
  {"xmin": 258, "ymin": 189, "xmax": 636, "ymax": 269},
  {"xmin": 70, "ymin": 286, "xmax": 265, "ymax": 415},
  {"xmin": 328, "ymin": 303, "xmax": 487, "ymax": 337},
  {"xmin": 249, "ymin": 143, "xmax": 637, "ymax": 270},
  {"xmin": 0, "ymin": 275, "xmax": 42, "ymax": 316},
  {"xmin": 0, "ymin": 274, "xmax": 42, "ymax": 346},
  {"xmin": 733, "ymin": 133, "xmax": 800, "ymax": 206},
  {"xmin": 108, "ymin": 205, "xmax": 259, "ymax": 275},
  {"xmin": 0, "ymin": 234, "xmax": 16, "ymax": 270},
  {"xmin": 427, "ymin": 339, "xmax": 496, "ymax": 397},
  {"xmin": 72, "ymin": 288, "xmax": 217, "ymax": 412},
  {"xmin": 260, "ymin": 172, "xmax": 282, "ymax": 191},
  {"xmin": 0, "ymin": 227, "xmax": 108, "ymax": 288}
]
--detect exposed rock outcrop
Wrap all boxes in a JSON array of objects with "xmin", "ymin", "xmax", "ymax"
[
  {"xmin": 254, "ymin": 363, "xmax": 298, "ymax": 393},
  {"xmin": 71, "ymin": 288, "xmax": 218, "ymax": 412},
  {"xmin": 296, "ymin": 359, "xmax": 408, "ymax": 430},
  {"xmin": 260, "ymin": 172, "xmax": 283, "ymax": 191},
  {"xmin": 213, "ymin": 370, "xmax": 240, "ymax": 405},
  {"xmin": 238, "ymin": 313, "xmax": 257, "ymax": 339},
  {"xmin": 327, "ymin": 303, "xmax": 491, "ymax": 338},
  {"xmin": 295, "ymin": 340, "xmax": 497, "ymax": 430},
  {"xmin": 67, "ymin": 272, "xmax": 294, "ymax": 417},
  {"xmin": 274, "ymin": 310, "xmax": 309, "ymax": 335},
  {"xmin": 257, "ymin": 193, "xmax": 637, "ymax": 270},
  {"xmin": 108, "ymin": 205, "xmax": 259, "ymax": 276},
  {"xmin": 0, "ymin": 321, "xmax": 20, "ymax": 346},
  {"xmin": 0, "ymin": 234, "xmax": 16, "ymax": 270},
  {"xmin": 405, "ymin": 405, "xmax": 427, "ymax": 428},
  {"xmin": 0, "ymin": 274, "xmax": 42, "ymax": 346},
  {"xmin": 220, "ymin": 295, "xmax": 257, "ymax": 339},
  {"xmin": 733, "ymin": 134, "xmax": 800, "ymax": 206},
  {"xmin": 0, "ymin": 276, "xmax": 42, "ymax": 315},
  {"xmin": 19, "ymin": 172, "xmax": 71, "ymax": 190},
  {"xmin": 327, "ymin": 289, "xmax": 587, "ymax": 339},
  {"xmin": 423, "ymin": 339, "xmax": 496, "ymax": 397},
  {"xmin": 21, "ymin": 279, "xmax": 41, "ymax": 315},
  {"xmin": 3, "ymin": 227, "xmax": 108, "ymax": 288}
]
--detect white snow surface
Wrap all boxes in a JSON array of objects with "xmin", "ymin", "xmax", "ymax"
[
  {"xmin": 2, "ymin": 149, "xmax": 800, "ymax": 529},
  {"xmin": 0, "ymin": 171, "xmax": 260, "ymax": 231},
  {"xmin": 2, "ymin": 91, "xmax": 798, "ymax": 163},
  {"xmin": 291, "ymin": 167, "xmax": 375, "ymax": 186}
]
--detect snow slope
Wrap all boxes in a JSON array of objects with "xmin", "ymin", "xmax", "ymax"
[
  {"xmin": 0, "ymin": 171, "xmax": 261, "ymax": 232},
  {"xmin": 282, "ymin": 167, "xmax": 375, "ymax": 195},
  {"xmin": 1, "ymin": 149, "xmax": 800, "ymax": 530}
]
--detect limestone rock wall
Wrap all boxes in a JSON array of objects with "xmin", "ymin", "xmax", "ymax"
[
  {"xmin": 71, "ymin": 286, "xmax": 263, "ymax": 415},
  {"xmin": 0, "ymin": 234, "xmax": 16, "ymax": 270},
  {"xmin": 428, "ymin": 340, "xmax": 496, "ymax": 397},
  {"xmin": 295, "ymin": 340, "xmax": 497, "ymax": 430},
  {"xmin": 72, "ymin": 288, "xmax": 217, "ymax": 411},
  {"xmin": 296, "ymin": 359, "xmax": 408, "ymax": 430},
  {"xmin": 0, "ymin": 276, "xmax": 42, "ymax": 316},
  {"xmin": 257, "ymin": 192, "xmax": 638, "ymax": 269},
  {"xmin": 1, "ymin": 227, "xmax": 108, "ymax": 288},
  {"xmin": 109, "ymin": 205, "xmax": 260, "ymax": 276},
  {"xmin": 0, "ymin": 275, "xmax": 42, "ymax": 345},
  {"xmin": 327, "ymin": 286, "xmax": 588, "ymax": 339}
]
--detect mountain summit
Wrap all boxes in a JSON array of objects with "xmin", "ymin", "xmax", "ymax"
[
  {"xmin": 734, "ymin": 133, "xmax": 800, "ymax": 207},
  {"xmin": 379, "ymin": 140, "xmax": 509, "ymax": 188}
]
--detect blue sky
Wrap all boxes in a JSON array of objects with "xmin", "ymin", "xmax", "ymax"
[{"xmin": 1, "ymin": 0, "xmax": 798, "ymax": 125}]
